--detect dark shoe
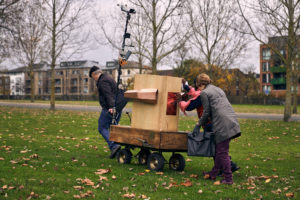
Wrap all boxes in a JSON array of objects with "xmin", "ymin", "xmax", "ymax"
[
  {"xmin": 202, "ymin": 171, "xmax": 216, "ymax": 180},
  {"xmin": 217, "ymin": 170, "xmax": 223, "ymax": 177},
  {"xmin": 109, "ymin": 145, "xmax": 121, "ymax": 159},
  {"xmin": 231, "ymin": 166, "xmax": 240, "ymax": 173},
  {"xmin": 221, "ymin": 179, "xmax": 233, "ymax": 185}
]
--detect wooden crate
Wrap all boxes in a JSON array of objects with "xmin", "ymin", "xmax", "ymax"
[
  {"xmin": 110, "ymin": 125, "xmax": 188, "ymax": 151},
  {"xmin": 131, "ymin": 74, "xmax": 182, "ymax": 132}
]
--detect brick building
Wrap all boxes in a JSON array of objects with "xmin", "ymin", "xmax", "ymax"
[{"xmin": 260, "ymin": 36, "xmax": 300, "ymax": 97}]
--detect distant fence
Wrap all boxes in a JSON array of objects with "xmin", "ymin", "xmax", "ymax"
[
  {"xmin": 227, "ymin": 96, "xmax": 299, "ymax": 105},
  {"xmin": 0, "ymin": 95, "xmax": 299, "ymax": 105},
  {"xmin": 0, "ymin": 95, "xmax": 98, "ymax": 101}
]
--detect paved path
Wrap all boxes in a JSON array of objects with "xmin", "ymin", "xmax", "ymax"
[{"xmin": 1, "ymin": 102, "xmax": 300, "ymax": 121}]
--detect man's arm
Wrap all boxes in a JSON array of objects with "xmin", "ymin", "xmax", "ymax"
[
  {"xmin": 197, "ymin": 92, "xmax": 210, "ymax": 126},
  {"xmin": 101, "ymin": 79, "xmax": 116, "ymax": 110}
]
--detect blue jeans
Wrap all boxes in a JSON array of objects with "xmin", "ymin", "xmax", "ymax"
[{"xmin": 98, "ymin": 109, "xmax": 121, "ymax": 150}]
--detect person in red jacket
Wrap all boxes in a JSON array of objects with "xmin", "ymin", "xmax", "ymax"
[{"xmin": 178, "ymin": 78, "xmax": 239, "ymax": 178}]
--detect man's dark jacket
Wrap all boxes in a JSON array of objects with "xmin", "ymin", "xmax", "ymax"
[
  {"xmin": 96, "ymin": 73, "xmax": 128, "ymax": 112},
  {"xmin": 198, "ymin": 84, "xmax": 241, "ymax": 144}
]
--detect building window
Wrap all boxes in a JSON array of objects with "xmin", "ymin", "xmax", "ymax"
[
  {"xmin": 262, "ymin": 74, "xmax": 266, "ymax": 83},
  {"xmin": 267, "ymin": 73, "xmax": 270, "ymax": 83},
  {"xmin": 71, "ymin": 78, "xmax": 77, "ymax": 85},
  {"xmin": 38, "ymin": 80, "xmax": 42, "ymax": 86},
  {"xmin": 25, "ymin": 88, "xmax": 31, "ymax": 93},
  {"xmin": 55, "ymin": 87, "xmax": 61, "ymax": 93},
  {"xmin": 262, "ymin": 62, "xmax": 269, "ymax": 72},
  {"xmin": 38, "ymin": 72, "xmax": 42, "ymax": 78},
  {"xmin": 262, "ymin": 48, "xmax": 271, "ymax": 60},
  {"xmin": 55, "ymin": 79, "xmax": 61, "ymax": 85},
  {"xmin": 70, "ymin": 87, "xmax": 77, "ymax": 93},
  {"xmin": 26, "ymin": 80, "xmax": 31, "ymax": 85},
  {"xmin": 84, "ymin": 78, "xmax": 88, "ymax": 84},
  {"xmin": 39, "ymin": 88, "xmax": 42, "ymax": 94},
  {"xmin": 56, "ymin": 71, "xmax": 63, "ymax": 75},
  {"xmin": 72, "ymin": 70, "xmax": 79, "ymax": 75},
  {"xmin": 83, "ymin": 86, "xmax": 88, "ymax": 94},
  {"xmin": 128, "ymin": 70, "xmax": 131, "ymax": 75},
  {"xmin": 83, "ymin": 70, "xmax": 89, "ymax": 76}
]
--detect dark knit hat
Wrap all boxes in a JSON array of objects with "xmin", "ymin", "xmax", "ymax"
[{"xmin": 89, "ymin": 66, "xmax": 99, "ymax": 78}]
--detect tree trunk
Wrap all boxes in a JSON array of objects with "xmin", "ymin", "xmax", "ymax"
[
  {"xmin": 30, "ymin": 69, "xmax": 35, "ymax": 103},
  {"xmin": 50, "ymin": 1, "xmax": 56, "ymax": 111},
  {"xmin": 151, "ymin": 0, "xmax": 157, "ymax": 75},
  {"xmin": 292, "ymin": 74, "xmax": 298, "ymax": 114},
  {"xmin": 283, "ymin": 62, "xmax": 292, "ymax": 121}
]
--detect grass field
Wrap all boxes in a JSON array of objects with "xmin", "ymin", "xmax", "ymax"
[
  {"xmin": 0, "ymin": 106, "xmax": 299, "ymax": 199},
  {"xmin": 1, "ymin": 99, "xmax": 300, "ymax": 114}
]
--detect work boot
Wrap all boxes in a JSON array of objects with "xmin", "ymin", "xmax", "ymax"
[{"xmin": 109, "ymin": 145, "xmax": 121, "ymax": 159}]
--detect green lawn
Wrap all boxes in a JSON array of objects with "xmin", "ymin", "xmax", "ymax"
[
  {"xmin": 0, "ymin": 107, "xmax": 299, "ymax": 199},
  {"xmin": 1, "ymin": 99, "xmax": 300, "ymax": 115}
]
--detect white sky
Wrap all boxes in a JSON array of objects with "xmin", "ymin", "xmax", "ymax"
[
  {"xmin": 83, "ymin": 0, "xmax": 260, "ymax": 72},
  {"xmin": 1, "ymin": 0, "xmax": 260, "ymax": 73}
]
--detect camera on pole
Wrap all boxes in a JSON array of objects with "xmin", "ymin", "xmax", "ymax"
[{"xmin": 112, "ymin": 4, "xmax": 136, "ymax": 125}]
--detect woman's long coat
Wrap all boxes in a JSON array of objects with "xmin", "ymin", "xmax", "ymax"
[{"xmin": 198, "ymin": 84, "xmax": 241, "ymax": 144}]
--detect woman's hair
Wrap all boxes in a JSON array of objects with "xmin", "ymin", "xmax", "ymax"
[{"xmin": 196, "ymin": 73, "xmax": 211, "ymax": 87}]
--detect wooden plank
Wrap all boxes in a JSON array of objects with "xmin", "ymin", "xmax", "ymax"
[
  {"xmin": 110, "ymin": 125, "xmax": 161, "ymax": 149},
  {"xmin": 160, "ymin": 132, "xmax": 188, "ymax": 151},
  {"xmin": 110, "ymin": 125, "xmax": 188, "ymax": 151},
  {"xmin": 131, "ymin": 74, "xmax": 182, "ymax": 131},
  {"xmin": 124, "ymin": 88, "xmax": 158, "ymax": 104}
]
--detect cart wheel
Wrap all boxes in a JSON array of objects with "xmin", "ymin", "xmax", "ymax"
[
  {"xmin": 147, "ymin": 152, "xmax": 164, "ymax": 171},
  {"xmin": 117, "ymin": 149, "xmax": 132, "ymax": 164},
  {"xmin": 138, "ymin": 149, "xmax": 151, "ymax": 165},
  {"xmin": 169, "ymin": 154, "xmax": 185, "ymax": 171}
]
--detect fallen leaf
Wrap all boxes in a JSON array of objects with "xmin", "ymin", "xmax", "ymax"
[
  {"xmin": 0, "ymin": 157, "xmax": 4, "ymax": 160},
  {"xmin": 155, "ymin": 172, "xmax": 164, "ymax": 175},
  {"xmin": 265, "ymin": 179, "xmax": 271, "ymax": 183},
  {"xmin": 186, "ymin": 158, "xmax": 192, "ymax": 162},
  {"xmin": 139, "ymin": 194, "xmax": 147, "ymax": 199},
  {"xmin": 112, "ymin": 175, "xmax": 117, "ymax": 180},
  {"xmin": 214, "ymin": 181, "xmax": 221, "ymax": 185},
  {"xmin": 285, "ymin": 192, "xmax": 294, "ymax": 197},
  {"xmin": 99, "ymin": 176, "xmax": 108, "ymax": 181},
  {"xmin": 122, "ymin": 193, "xmax": 136, "ymax": 198},
  {"xmin": 181, "ymin": 180, "xmax": 193, "ymax": 187},
  {"xmin": 145, "ymin": 169, "xmax": 150, "ymax": 173},
  {"xmin": 190, "ymin": 174, "xmax": 199, "ymax": 178},
  {"xmin": 95, "ymin": 169, "xmax": 110, "ymax": 175},
  {"xmin": 138, "ymin": 172, "xmax": 145, "ymax": 176},
  {"xmin": 73, "ymin": 186, "xmax": 84, "ymax": 190},
  {"xmin": 198, "ymin": 189, "xmax": 203, "ymax": 194}
]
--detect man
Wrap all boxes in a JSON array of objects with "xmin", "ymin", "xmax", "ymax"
[{"xmin": 89, "ymin": 66, "xmax": 128, "ymax": 159}]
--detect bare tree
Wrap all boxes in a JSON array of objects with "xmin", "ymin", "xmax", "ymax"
[
  {"xmin": 292, "ymin": 54, "xmax": 299, "ymax": 113},
  {"xmin": 128, "ymin": 0, "xmax": 190, "ymax": 74},
  {"xmin": 237, "ymin": 0, "xmax": 300, "ymax": 122},
  {"xmin": 0, "ymin": 0, "xmax": 22, "ymax": 62},
  {"xmin": 42, "ymin": 0, "xmax": 91, "ymax": 110},
  {"xmin": 188, "ymin": 0, "xmax": 249, "ymax": 81},
  {"xmin": 98, "ymin": 0, "xmax": 190, "ymax": 74},
  {"xmin": 11, "ymin": 0, "xmax": 47, "ymax": 102}
]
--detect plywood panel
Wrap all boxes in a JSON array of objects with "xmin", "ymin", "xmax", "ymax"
[
  {"xmin": 131, "ymin": 74, "xmax": 182, "ymax": 131},
  {"xmin": 110, "ymin": 125, "xmax": 188, "ymax": 151},
  {"xmin": 160, "ymin": 132, "xmax": 187, "ymax": 150},
  {"xmin": 110, "ymin": 125, "xmax": 161, "ymax": 149}
]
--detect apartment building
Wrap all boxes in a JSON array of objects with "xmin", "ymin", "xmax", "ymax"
[
  {"xmin": 0, "ymin": 74, "xmax": 10, "ymax": 95},
  {"xmin": 260, "ymin": 36, "xmax": 300, "ymax": 97}
]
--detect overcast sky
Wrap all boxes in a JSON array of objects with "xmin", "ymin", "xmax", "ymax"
[
  {"xmin": 1, "ymin": 0, "xmax": 260, "ymax": 73},
  {"xmin": 82, "ymin": 0, "xmax": 260, "ymax": 72}
]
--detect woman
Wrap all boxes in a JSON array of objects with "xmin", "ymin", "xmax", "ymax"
[
  {"xmin": 178, "ymin": 78, "xmax": 239, "ymax": 177},
  {"xmin": 196, "ymin": 73, "xmax": 241, "ymax": 185}
]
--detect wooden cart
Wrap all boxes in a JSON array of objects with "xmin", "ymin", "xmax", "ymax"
[
  {"xmin": 110, "ymin": 74, "xmax": 188, "ymax": 171},
  {"xmin": 110, "ymin": 125, "xmax": 188, "ymax": 171}
]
